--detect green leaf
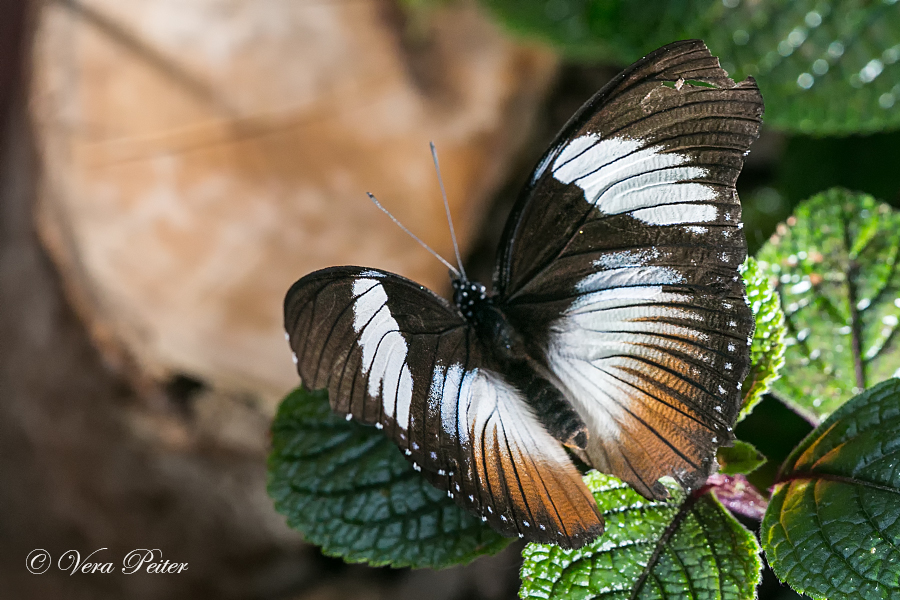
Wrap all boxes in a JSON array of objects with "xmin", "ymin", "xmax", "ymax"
[
  {"xmin": 740, "ymin": 257, "xmax": 787, "ymax": 420},
  {"xmin": 717, "ymin": 440, "xmax": 767, "ymax": 476},
  {"xmin": 267, "ymin": 386, "xmax": 510, "ymax": 568},
  {"xmin": 480, "ymin": 0, "xmax": 900, "ymax": 134},
  {"xmin": 481, "ymin": 0, "xmax": 711, "ymax": 63},
  {"xmin": 756, "ymin": 189, "xmax": 900, "ymax": 418},
  {"xmin": 520, "ymin": 472, "xmax": 761, "ymax": 600},
  {"xmin": 706, "ymin": 0, "xmax": 900, "ymax": 134},
  {"xmin": 761, "ymin": 378, "xmax": 900, "ymax": 600}
]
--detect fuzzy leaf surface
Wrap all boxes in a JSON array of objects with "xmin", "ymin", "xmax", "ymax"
[
  {"xmin": 268, "ymin": 387, "xmax": 509, "ymax": 568},
  {"xmin": 741, "ymin": 257, "xmax": 787, "ymax": 420},
  {"xmin": 520, "ymin": 472, "xmax": 761, "ymax": 600},
  {"xmin": 756, "ymin": 189, "xmax": 900, "ymax": 417},
  {"xmin": 762, "ymin": 378, "xmax": 900, "ymax": 600}
]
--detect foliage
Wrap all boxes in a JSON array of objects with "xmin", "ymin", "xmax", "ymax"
[
  {"xmin": 479, "ymin": 0, "xmax": 900, "ymax": 134},
  {"xmin": 268, "ymin": 386, "xmax": 509, "ymax": 568},
  {"xmin": 756, "ymin": 189, "xmax": 900, "ymax": 418},
  {"xmin": 520, "ymin": 472, "xmax": 761, "ymax": 600},
  {"xmin": 717, "ymin": 440, "xmax": 766, "ymax": 476},
  {"xmin": 740, "ymin": 257, "xmax": 787, "ymax": 420},
  {"xmin": 762, "ymin": 378, "xmax": 900, "ymax": 600}
]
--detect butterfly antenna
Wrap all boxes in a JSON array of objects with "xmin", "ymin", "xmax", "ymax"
[
  {"xmin": 430, "ymin": 141, "xmax": 467, "ymax": 282},
  {"xmin": 366, "ymin": 192, "xmax": 461, "ymax": 278}
]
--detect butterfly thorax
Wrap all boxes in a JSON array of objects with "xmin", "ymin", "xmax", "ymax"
[
  {"xmin": 452, "ymin": 277, "xmax": 588, "ymax": 449},
  {"xmin": 453, "ymin": 278, "xmax": 529, "ymax": 366},
  {"xmin": 451, "ymin": 279, "xmax": 487, "ymax": 319}
]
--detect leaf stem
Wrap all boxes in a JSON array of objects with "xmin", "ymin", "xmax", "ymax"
[
  {"xmin": 774, "ymin": 472, "xmax": 900, "ymax": 495},
  {"xmin": 628, "ymin": 485, "xmax": 713, "ymax": 599}
]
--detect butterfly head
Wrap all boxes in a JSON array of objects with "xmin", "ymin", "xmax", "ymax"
[{"xmin": 452, "ymin": 278, "xmax": 487, "ymax": 320}]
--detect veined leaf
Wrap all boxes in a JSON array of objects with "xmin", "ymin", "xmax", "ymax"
[
  {"xmin": 708, "ymin": 0, "xmax": 900, "ymax": 134},
  {"xmin": 740, "ymin": 257, "xmax": 787, "ymax": 420},
  {"xmin": 480, "ymin": 0, "xmax": 900, "ymax": 134},
  {"xmin": 267, "ymin": 386, "xmax": 510, "ymax": 568},
  {"xmin": 762, "ymin": 378, "xmax": 900, "ymax": 600},
  {"xmin": 520, "ymin": 472, "xmax": 761, "ymax": 600},
  {"xmin": 756, "ymin": 189, "xmax": 900, "ymax": 418},
  {"xmin": 717, "ymin": 440, "xmax": 766, "ymax": 476}
]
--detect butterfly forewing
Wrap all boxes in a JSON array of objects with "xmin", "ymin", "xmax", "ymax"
[
  {"xmin": 495, "ymin": 40, "xmax": 763, "ymax": 498},
  {"xmin": 284, "ymin": 267, "xmax": 603, "ymax": 547}
]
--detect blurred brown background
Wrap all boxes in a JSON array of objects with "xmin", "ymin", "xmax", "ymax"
[{"xmin": 1, "ymin": 1, "xmax": 557, "ymax": 598}]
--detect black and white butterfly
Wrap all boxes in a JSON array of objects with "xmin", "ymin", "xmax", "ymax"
[{"xmin": 284, "ymin": 40, "xmax": 763, "ymax": 549}]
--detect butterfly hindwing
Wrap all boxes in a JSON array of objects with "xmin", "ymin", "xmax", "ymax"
[
  {"xmin": 495, "ymin": 40, "xmax": 763, "ymax": 498},
  {"xmin": 419, "ymin": 365, "xmax": 603, "ymax": 547},
  {"xmin": 284, "ymin": 267, "xmax": 603, "ymax": 547}
]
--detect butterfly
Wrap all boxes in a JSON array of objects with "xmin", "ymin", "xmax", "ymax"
[{"xmin": 284, "ymin": 40, "xmax": 763, "ymax": 549}]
